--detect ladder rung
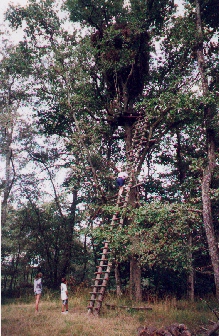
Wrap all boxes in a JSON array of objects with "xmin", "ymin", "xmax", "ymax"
[
  {"xmin": 92, "ymin": 284, "xmax": 107, "ymax": 287},
  {"xmin": 98, "ymin": 263, "xmax": 109, "ymax": 265},
  {"xmin": 98, "ymin": 258, "xmax": 108, "ymax": 261}
]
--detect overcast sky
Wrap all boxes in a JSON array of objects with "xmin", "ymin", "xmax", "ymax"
[
  {"xmin": 0, "ymin": 0, "xmax": 29, "ymax": 43},
  {"xmin": 0, "ymin": 0, "xmax": 29, "ymax": 22}
]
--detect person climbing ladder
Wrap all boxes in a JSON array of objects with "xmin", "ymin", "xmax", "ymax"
[{"xmin": 116, "ymin": 170, "xmax": 128, "ymax": 196}]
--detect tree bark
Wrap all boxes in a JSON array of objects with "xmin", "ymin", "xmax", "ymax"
[
  {"xmin": 1, "ymin": 86, "xmax": 18, "ymax": 227},
  {"xmin": 195, "ymin": 0, "xmax": 219, "ymax": 299},
  {"xmin": 128, "ymin": 185, "xmax": 142, "ymax": 301},
  {"xmin": 130, "ymin": 255, "xmax": 142, "ymax": 302},
  {"xmin": 114, "ymin": 261, "xmax": 122, "ymax": 296},
  {"xmin": 123, "ymin": 123, "xmax": 143, "ymax": 302},
  {"xmin": 2, "ymin": 120, "xmax": 14, "ymax": 227},
  {"xmin": 201, "ymin": 135, "xmax": 219, "ymax": 298},
  {"xmin": 62, "ymin": 189, "xmax": 77, "ymax": 277},
  {"xmin": 80, "ymin": 235, "xmax": 88, "ymax": 283},
  {"xmin": 187, "ymin": 235, "xmax": 195, "ymax": 302}
]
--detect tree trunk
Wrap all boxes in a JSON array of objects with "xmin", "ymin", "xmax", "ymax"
[
  {"xmin": 202, "ymin": 134, "xmax": 219, "ymax": 298},
  {"xmin": 187, "ymin": 235, "xmax": 195, "ymax": 301},
  {"xmin": 195, "ymin": 0, "xmax": 219, "ymax": 299},
  {"xmin": 1, "ymin": 88, "xmax": 18, "ymax": 227},
  {"xmin": 80, "ymin": 235, "xmax": 88, "ymax": 283},
  {"xmin": 114, "ymin": 261, "xmax": 122, "ymax": 296},
  {"xmin": 62, "ymin": 189, "xmax": 77, "ymax": 276},
  {"xmin": 128, "ymin": 184, "xmax": 142, "ymax": 302},
  {"xmin": 130, "ymin": 255, "xmax": 142, "ymax": 302},
  {"xmin": 2, "ymin": 129, "xmax": 14, "ymax": 227},
  {"xmin": 124, "ymin": 123, "xmax": 143, "ymax": 302}
]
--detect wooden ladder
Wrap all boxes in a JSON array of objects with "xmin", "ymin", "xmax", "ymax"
[
  {"xmin": 127, "ymin": 115, "xmax": 148, "ymax": 168},
  {"xmin": 87, "ymin": 241, "xmax": 112, "ymax": 314},
  {"xmin": 87, "ymin": 182, "xmax": 132, "ymax": 315},
  {"xmin": 87, "ymin": 115, "xmax": 148, "ymax": 315}
]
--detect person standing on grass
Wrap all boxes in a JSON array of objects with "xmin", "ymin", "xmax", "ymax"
[
  {"xmin": 34, "ymin": 272, "xmax": 43, "ymax": 313},
  {"xmin": 61, "ymin": 277, "xmax": 68, "ymax": 314}
]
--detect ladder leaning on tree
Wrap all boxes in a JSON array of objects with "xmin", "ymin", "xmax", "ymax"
[{"xmin": 87, "ymin": 115, "xmax": 149, "ymax": 315}]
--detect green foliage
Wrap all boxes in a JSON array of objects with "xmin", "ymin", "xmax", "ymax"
[
  {"xmin": 64, "ymin": 0, "xmax": 176, "ymax": 33},
  {"xmin": 92, "ymin": 201, "xmax": 206, "ymax": 279},
  {"xmin": 2, "ymin": 0, "xmax": 219, "ymax": 299},
  {"xmin": 63, "ymin": 0, "xmax": 125, "ymax": 29},
  {"xmin": 6, "ymin": 0, "xmax": 61, "ymax": 34},
  {"xmin": 1, "ymin": 200, "xmax": 88, "ymax": 289}
]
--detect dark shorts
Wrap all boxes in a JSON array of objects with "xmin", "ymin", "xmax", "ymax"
[
  {"xmin": 116, "ymin": 177, "xmax": 125, "ymax": 187},
  {"xmin": 62, "ymin": 299, "xmax": 68, "ymax": 305}
]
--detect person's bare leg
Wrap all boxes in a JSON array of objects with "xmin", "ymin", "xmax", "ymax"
[
  {"xmin": 118, "ymin": 186, "xmax": 123, "ymax": 196},
  {"xmin": 35, "ymin": 294, "xmax": 41, "ymax": 312}
]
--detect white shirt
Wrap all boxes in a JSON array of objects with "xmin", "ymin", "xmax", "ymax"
[
  {"xmin": 34, "ymin": 278, "xmax": 42, "ymax": 294},
  {"xmin": 118, "ymin": 171, "xmax": 128, "ymax": 179},
  {"xmin": 61, "ymin": 283, "xmax": 68, "ymax": 300}
]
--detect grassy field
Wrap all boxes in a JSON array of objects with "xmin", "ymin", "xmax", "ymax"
[{"xmin": 1, "ymin": 291, "xmax": 218, "ymax": 336}]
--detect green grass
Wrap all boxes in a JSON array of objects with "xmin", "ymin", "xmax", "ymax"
[{"xmin": 1, "ymin": 291, "xmax": 218, "ymax": 336}]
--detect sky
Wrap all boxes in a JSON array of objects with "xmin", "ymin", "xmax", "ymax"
[
  {"xmin": 0, "ymin": 0, "xmax": 29, "ymax": 43},
  {"xmin": 0, "ymin": 0, "xmax": 28, "ymax": 17}
]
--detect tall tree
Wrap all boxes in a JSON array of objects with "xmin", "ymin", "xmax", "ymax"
[
  {"xmin": 194, "ymin": 0, "xmax": 219, "ymax": 299},
  {"xmin": 0, "ymin": 35, "xmax": 30, "ymax": 226},
  {"xmin": 63, "ymin": 0, "xmax": 178, "ymax": 301}
]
